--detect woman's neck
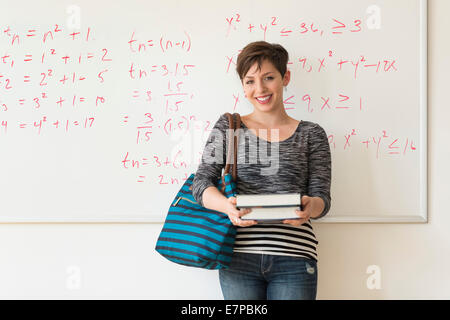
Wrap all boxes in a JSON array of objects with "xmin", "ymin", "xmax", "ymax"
[{"xmin": 247, "ymin": 108, "xmax": 292, "ymax": 127}]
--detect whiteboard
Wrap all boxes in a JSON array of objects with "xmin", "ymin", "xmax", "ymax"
[{"xmin": 0, "ymin": 0, "xmax": 427, "ymax": 223}]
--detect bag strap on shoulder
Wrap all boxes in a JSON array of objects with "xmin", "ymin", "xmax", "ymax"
[{"xmin": 222, "ymin": 112, "xmax": 241, "ymax": 185}]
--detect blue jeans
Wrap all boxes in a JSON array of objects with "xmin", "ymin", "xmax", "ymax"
[{"xmin": 219, "ymin": 252, "xmax": 317, "ymax": 300}]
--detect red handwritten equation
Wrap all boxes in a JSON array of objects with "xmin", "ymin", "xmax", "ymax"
[
  {"xmin": 0, "ymin": 116, "xmax": 95, "ymax": 135},
  {"xmin": 231, "ymin": 92, "xmax": 363, "ymax": 113},
  {"xmin": 121, "ymin": 150, "xmax": 195, "ymax": 185},
  {"xmin": 121, "ymin": 112, "xmax": 211, "ymax": 145},
  {"xmin": 226, "ymin": 50, "xmax": 398, "ymax": 80},
  {"xmin": 128, "ymin": 30, "xmax": 192, "ymax": 54},
  {"xmin": 328, "ymin": 129, "xmax": 417, "ymax": 159},
  {"xmin": 225, "ymin": 14, "xmax": 363, "ymax": 39},
  {"xmin": 0, "ymin": 25, "xmax": 110, "ymax": 116}
]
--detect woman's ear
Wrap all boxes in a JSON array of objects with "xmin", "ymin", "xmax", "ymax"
[{"xmin": 283, "ymin": 69, "xmax": 291, "ymax": 86}]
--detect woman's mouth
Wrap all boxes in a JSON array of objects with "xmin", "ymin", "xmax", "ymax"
[{"xmin": 255, "ymin": 94, "xmax": 272, "ymax": 105}]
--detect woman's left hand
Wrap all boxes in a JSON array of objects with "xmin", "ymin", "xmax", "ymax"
[{"xmin": 283, "ymin": 195, "xmax": 324, "ymax": 227}]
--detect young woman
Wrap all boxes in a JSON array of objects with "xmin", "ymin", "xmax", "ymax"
[{"xmin": 192, "ymin": 41, "xmax": 332, "ymax": 300}]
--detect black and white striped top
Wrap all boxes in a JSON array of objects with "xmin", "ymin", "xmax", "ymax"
[{"xmin": 192, "ymin": 113, "xmax": 332, "ymax": 262}]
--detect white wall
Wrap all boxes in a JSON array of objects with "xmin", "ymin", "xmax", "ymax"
[{"xmin": 1, "ymin": 0, "xmax": 449, "ymax": 299}]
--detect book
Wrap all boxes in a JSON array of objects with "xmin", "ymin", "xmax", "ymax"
[
  {"xmin": 236, "ymin": 193, "xmax": 301, "ymax": 221},
  {"xmin": 236, "ymin": 193, "xmax": 301, "ymax": 208},
  {"xmin": 239, "ymin": 206, "xmax": 301, "ymax": 221}
]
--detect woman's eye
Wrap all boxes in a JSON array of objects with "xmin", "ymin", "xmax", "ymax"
[{"xmin": 245, "ymin": 76, "xmax": 272, "ymax": 85}]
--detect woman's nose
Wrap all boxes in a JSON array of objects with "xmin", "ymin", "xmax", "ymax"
[{"xmin": 255, "ymin": 78, "xmax": 267, "ymax": 92}]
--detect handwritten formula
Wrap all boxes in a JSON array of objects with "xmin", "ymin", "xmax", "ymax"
[{"xmin": 0, "ymin": 5, "xmax": 419, "ymax": 189}]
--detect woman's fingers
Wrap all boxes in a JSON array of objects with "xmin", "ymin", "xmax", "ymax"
[
  {"xmin": 229, "ymin": 209, "xmax": 256, "ymax": 226},
  {"xmin": 236, "ymin": 218, "xmax": 257, "ymax": 227},
  {"xmin": 283, "ymin": 209, "xmax": 309, "ymax": 226},
  {"xmin": 283, "ymin": 219, "xmax": 304, "ymax": 226},
  {"xmin": 227, "ymin": 197, "xmax": 256, "ymax": 226},
  {"xmin": 239, "ymin": 208, "xmax": 252, "ymax": 216}
]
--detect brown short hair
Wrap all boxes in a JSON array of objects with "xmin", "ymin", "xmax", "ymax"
[{"xmin": 236, "ymin": 41, "xmax": 289, "ymax": 82}]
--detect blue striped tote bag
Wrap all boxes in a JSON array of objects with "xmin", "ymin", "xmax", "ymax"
[{"xmin": 155, "ymin": 113, "xmax": 241, "ymax": 269}]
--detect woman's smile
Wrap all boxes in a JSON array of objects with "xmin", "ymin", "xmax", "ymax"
[{"xmin": 255, "ymin": 94, "xmax": 272, "ymax": 104}]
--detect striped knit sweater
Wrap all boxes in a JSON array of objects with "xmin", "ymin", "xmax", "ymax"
[{"xmin": 192, "ymin": 113, "xmax": 332, "ymax": 262}]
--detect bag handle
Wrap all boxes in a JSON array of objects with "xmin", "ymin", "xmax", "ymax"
[
  {"xmin": 231, "ymin": 113, "xmax": 241, "ymax": 180},
  {"xmin": 221, "ymin": 112, "xmax": 241, "ymax": 192}
]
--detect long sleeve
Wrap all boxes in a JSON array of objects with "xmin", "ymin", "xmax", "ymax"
[
  {"xmin": 191, "ymin": 114, "xmax": 228, "ymax": 207},
  {"xmin": 307, "ymin": 123, "xmax": 332, "ymax": 220}
]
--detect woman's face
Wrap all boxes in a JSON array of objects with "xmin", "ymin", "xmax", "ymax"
[{"xmin": 242, "ymin": 59, "xmax": 290, "ymax": 114}]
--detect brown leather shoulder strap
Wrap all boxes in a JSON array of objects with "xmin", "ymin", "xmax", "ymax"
[
  {"xmin": 222, "ymin": 112, "xmax": 240, "ymax": 188},
  {"xmin": 231, "ymin": 113, "xmax": 241, "ymax": 181},
  {"xmin": 223, "ymin": 113, "xmax": 234, "ymax": 177}
]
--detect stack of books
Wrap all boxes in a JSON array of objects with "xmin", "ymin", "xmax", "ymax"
[{"xmin": 236, "ymin": 193, "xmax": 301, "ymax": 223}]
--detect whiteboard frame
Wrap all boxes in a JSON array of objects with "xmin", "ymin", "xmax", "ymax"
[{"xmin": 0, "ymin": 0, "xmax": 428, "ymax": 224}]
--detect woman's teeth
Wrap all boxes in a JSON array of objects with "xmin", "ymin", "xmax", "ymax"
[{"xmin": 256, "ymin": 95, "xmax": 271, "ymax": 102}]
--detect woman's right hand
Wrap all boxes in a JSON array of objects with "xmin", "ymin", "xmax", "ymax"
[{"xmin": 226, "ymin": 197, "xmax": 257, "ymax": 227}]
